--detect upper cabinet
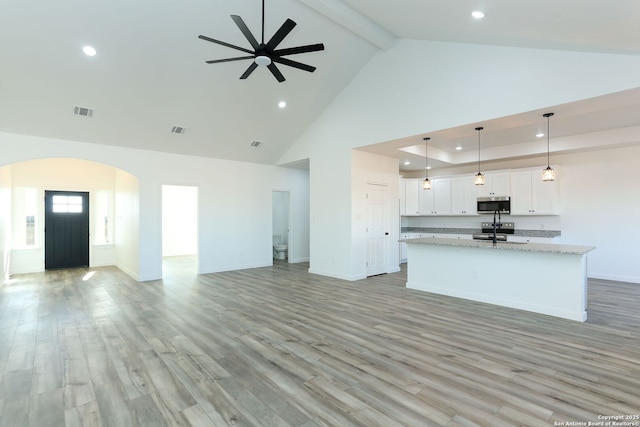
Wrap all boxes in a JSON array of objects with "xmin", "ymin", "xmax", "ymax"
[
  {"xmin": 419, "ymin": 178, "xmax": 452, "ymax": 215},
  {"xmin": 401, "ymin": 178, "xmax": 421, "ymax": 215},
  {"xmin": 400, "ymin": 167, "xmax": 557, "ymax": 217},
  {"xmin": 476, "ymin": 172, "xmax": 511, "ymax": 197},
  {"xmin": 510, "ymin": 168, "xmax": 558, "ymax": 215},
  {"xmin": 450, "ymin": 175, "xmax": 478, "ymax": 215}
]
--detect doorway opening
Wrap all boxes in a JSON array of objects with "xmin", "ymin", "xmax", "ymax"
[
  {"xmin": 162, "ymin": 185, "xmax": 198, "ymax": 275},
  {"xmin": 272, "ymin": 191, "xmax": 290, "ymax": 263},
  {"xmin": 44, "ymin": 190, "xmax": 90, "ymax": 270}
]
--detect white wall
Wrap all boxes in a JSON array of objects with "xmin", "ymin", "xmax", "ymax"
[
  {"xmin": 115, "ymin": 168, "xmax": 140, "ymax": 278},
  {"xmin": 162, "ymin": 185, "xmax": 198, "ymax": 257},
  {"xmin": 279, "ymin": 38, "xmax": 640, "ymax": 281},
  {"xmin": 559, "ymin": 146, "xmax": 640, "ymax": 283},
  {"xmin": 272, "ymin": 191, "xmax": 289, "ymax": 247}
]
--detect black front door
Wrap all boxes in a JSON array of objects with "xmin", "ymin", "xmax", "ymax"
[{"xmin": 44, "ymin": 191, "xmax": 89, "ymax": 270}]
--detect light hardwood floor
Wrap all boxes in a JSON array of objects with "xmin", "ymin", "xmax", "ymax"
[{"xmin": 1, "ymin": 258, "xmax": 639, "ymax": 426}]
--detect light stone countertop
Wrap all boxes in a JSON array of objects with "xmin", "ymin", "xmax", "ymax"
[
  {"xmin": 401, "ymin": 227, "xmax": 561, "ymax": 238},
  {"xmin": 402, "ymin": 237, "xmax": 595, "ymax": 255}
]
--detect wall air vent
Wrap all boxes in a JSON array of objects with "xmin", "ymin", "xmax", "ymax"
[
  {"xmin": 73, "ymin": 106, "xmax": 94, "ymax": 118},
  {"xmin": 171, "ymin": 126, "xmax": 186, "ymax": 135},
  {"xmin": 250, "ymin": 141, "xmax": 262, "ymax": 148}
]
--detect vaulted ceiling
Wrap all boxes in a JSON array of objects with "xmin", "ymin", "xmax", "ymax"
[{"xmin": 1, "ymin": 0, "xmax": 639, "ymax": 172}]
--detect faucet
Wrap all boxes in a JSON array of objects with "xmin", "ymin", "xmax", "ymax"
[{"xmin": 492, "ymin": 209, "xmax": 502, "ymax": 246}]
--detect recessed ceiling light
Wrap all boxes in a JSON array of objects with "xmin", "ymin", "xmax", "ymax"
[
  {"xmin": 403, "ymin": 161, "xmax": 410, "ymax": 165},
  {"xmin": 82, "ymin": 46, "xmax": 96, "ymax": 57},
  {"xmin": 278, "ymin": 101, "xmax": 286, "ymax": 108},
  {"xmin": 536, "ymin": 133, "xmax": 545, "ymax": 138},
  {"xmin": 455, "ymin": 146, "xmax": 463, "ymax": 151},
  {"xmin": 471, "ymin": 11, "xmax": 485, "ymax": 19},
  {"xmin": 426, "ymin": 166, "xmax": 432, "ymax": 170}
]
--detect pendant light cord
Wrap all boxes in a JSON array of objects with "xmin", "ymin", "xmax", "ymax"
[
  {"xmin": 543, "ymin": 113, "xmax": 554, "ymax": 167},
  {"xmin": 475, "ymin": 127, "xmax": 483, "ymax": 173},
  {"xmin": 423, "ymin": 137, "xmax": 430, "ymax": 180},
  {"xmin": 547, "ymin": 115, "xmax": 550, "ymax": 166}
]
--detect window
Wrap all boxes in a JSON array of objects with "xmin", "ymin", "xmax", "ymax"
[
  {"xmin": 94, "ymin": 191, "xmax": 113, "ymax": 244},
  {"xmin": 13, "ymin": 187, "xmax": 39, "ymax": 247},
  {"xmin": 52, "ymin": 195, "xmax": 83, "ymax": 213}
]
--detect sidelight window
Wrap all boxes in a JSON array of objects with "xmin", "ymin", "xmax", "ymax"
[
  {"xmin": 94, "ymin": 190, "xmax": 113, "ymax": 244},
  {"xmin": 13, "ymin": 187, "xmax": 39, "ymax": 247}
]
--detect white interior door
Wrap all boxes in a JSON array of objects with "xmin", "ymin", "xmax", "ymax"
[{"xmin": 366, "ymin": 183, "xmax": 388, "ymax": 276}]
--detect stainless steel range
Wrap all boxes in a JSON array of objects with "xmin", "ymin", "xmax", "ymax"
[{"xmin": 472, "ymin": 222, "xmax": 515, "ymax": 242}]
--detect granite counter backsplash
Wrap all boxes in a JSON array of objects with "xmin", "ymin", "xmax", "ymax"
[{"xmin": 401, "ymin": 227, "xmax": 561, "ymax": 238}]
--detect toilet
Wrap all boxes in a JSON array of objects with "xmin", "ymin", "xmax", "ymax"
[{"xmin": 272, "ymin": 234, "xmax": 288, "ymax": 260}]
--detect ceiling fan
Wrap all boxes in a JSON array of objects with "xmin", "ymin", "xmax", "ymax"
[{"xmin": 198, "ymin": 0, "xmax": 325, "ymax": 82}]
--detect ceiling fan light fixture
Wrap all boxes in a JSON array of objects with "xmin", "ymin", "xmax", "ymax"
[
  {"xmin": 542, "ymin": 112, "xmax": 555, "ymax": 182},
  {"xmin": 255, "ymin": 55, "xmax": 271, "ymax": 66}
]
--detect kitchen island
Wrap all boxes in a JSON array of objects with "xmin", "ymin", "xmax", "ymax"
[{"xmin": 404, "ymin": 237, "xmax": 596, "ymax": 321}]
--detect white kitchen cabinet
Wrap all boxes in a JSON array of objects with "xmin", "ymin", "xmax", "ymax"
[
  {"xmin": 510, "ymin": 168, "xmax": 558, "ymax": 215},
  {"xmin": 451, "ymin": 175, "xmax": 478, "ymax": 215},
  {"xmin": 400, "ymin": 233, "xmax": 409, "ymax": 262},
  {"xmin": 476, "ymin": 172, "xmax": 511, "ymax": 197},
  {"xmin": 399, "ymin": 176, "xmax": 405, "ymax": 215},
  {"xmin": 401, "ymin": 179, "xmax": 421, "ymax": 215},
  {"xmin": 419, "ymin": 178, "xmax": 451, "ymax": 215}
]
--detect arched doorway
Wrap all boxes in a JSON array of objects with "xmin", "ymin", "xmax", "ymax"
[{"xmin": 0, "ymin": 158, "xmax": 140, "ymax": 277}]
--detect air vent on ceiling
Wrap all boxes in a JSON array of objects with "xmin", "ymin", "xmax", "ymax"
[
  {"xmin": 250, "ymin": 141, "xmax": 262, "ymax": 148},
  {"xmin": 73, "ymin": 106, "xmax": 94, "ymax": 118},
  {"xmin": 171, "ymin": 126, "xmax": 186, "ymax": 135}
]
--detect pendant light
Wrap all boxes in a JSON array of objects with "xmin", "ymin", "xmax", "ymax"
[
  {"xmin": 474, "ymin": 126, "xmax": 485, "ymax": 185},
  {"xmin": 423, "ymin": 137, "xmax": 432, "ymax": 190},
  {"xmin": 542, "ymin": 112, "xmax": 556, "ymax": 181}
]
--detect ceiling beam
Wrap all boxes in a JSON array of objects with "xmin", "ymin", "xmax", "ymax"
[{"xmin": 298, "ymin": 0, "xmax": 395, "ymax": 50}]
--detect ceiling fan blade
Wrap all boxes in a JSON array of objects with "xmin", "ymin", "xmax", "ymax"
[
  {"xmin": 240, "ymin": 62, "xmax": 259, "ymax": 79},
  {"xmin": 206, "ymin": 56, "xmax": 254, "ymax": 64},
  {"xmin": 272, "ymin": 56, "xmax": 316, "ymax": 73},
  {"xmin": 265, "ymin": 19, "xmax": 297, "ymax": 51},
  {"xmin": 198, "ymin": 35, "xmax": 254, "ymax": 55},
  {"xmin": 273, "ymin": 43, "xmax": 325, "ymax": 57},
  {"xmin": 267, "ymin": 63, "xmax": 286, "ymax": 82},
  {"xmin": 231, "ymin": 15, "xmax": 260, "ymax": 50}
]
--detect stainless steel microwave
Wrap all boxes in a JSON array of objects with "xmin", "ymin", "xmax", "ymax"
[{"xmin": 477, "ymin": 196, "xmax": 510, "ymax": 214}]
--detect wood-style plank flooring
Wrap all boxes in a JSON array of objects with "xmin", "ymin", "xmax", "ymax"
[{"xmin": 1, "ymin": 257, "xmax": 639, "ymax": 426}]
